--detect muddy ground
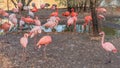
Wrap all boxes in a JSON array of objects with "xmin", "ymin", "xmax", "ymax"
[{"xmin": 0, "ymin": 8, "xmax": 120, "ymax": 68}]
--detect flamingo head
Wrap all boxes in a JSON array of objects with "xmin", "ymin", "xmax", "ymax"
[
  {"xmin": 17, "ymin": 2, "xmax": 23, "ymax": 8},
  {"xmin": 99, "ymin": 31, "xmax": 105, "ymax": 36},
  {"xmin": 71, "ymin": 8, "xmax": 74, "ymax": 12},
  {"xmin": 45, "ymin": 3, "xmax": 50, "ymax": 7},
  {"xmin": 24, "ymin": 33, "xmax": 29, "ymax": 38},
  {"xmin": 35, "ymin": 16, "xmax": 38, "ymax": 19},
  {"xmin": 32, "ymin": 2, "xmax": 35, "ymax": 7},
  {"xmin": 98, "ymin": 14, "xmax": 105, "ymax": 20}
]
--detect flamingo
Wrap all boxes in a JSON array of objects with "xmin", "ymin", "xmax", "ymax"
[
  {"xmin": 34, "ymin": 16, "xmax": 41, "ymax": 26},
  {"xmin": 19, "ymin": 17, "xmax": 25, "ymax": 30},
  {"xmin": 0, "ymin": 22, "xmax": 11, "ymax": 42},
  {"xmin": 36, "ymin": 36, "xmax": 52, "ymax": 59},
  {"xmin": 29, "ymin": 26, "xmax": 41, "ymax": 38},
  {"xmin": 96, "ymin": 7, "xmax": 107, "ymax": 14},
  {"xmin": 20, "ymin": 33, "xmax": 29, "ymax": 59},
  {"xmin": 40, "ymin": 3, "xmax": 50, "ymax": 9},
  {"xmin": 17, "ymin": 2, "xmax": 23, "ymax": 8},
  {"xmin": 12, "ymin": 8, "xmax": 19, "ymax": 13},
  {"xmin": 0, "ymin": 9, "xmax": 9, "ymax": 18},
  {"xmin": 29, "ymin": 25, "xmax": 41, "ymax": 50},
  {"xmin": 82, "ymin": 15, "xmax": 105, "ymax": 33},
  {"xmin": 9, "ymin": 14, "xmax": 18, "ymax": 31},
  {"xmin": 17, "ymin": 2, "xmax": 23, "ymax": 14},
  {"xmin": 43, "ymin": 16, "xmax": 60, "ymax": 29},
  {"xmin": 31, "ymin": 3, "xmax": 38, "ymax": 12},
  {"xmin": 51, "ymin": 4, "xmax": 57, "ymax": 10},
  {"xmin": 0, "ymin": 22, "xmax": 11, "ymax": 32},
  {"xmin": 43, "ymin": 8, "xmax": 60, "ymax": 29},
  {"xmin": 66, "ymin": 8, "xmax": 77, "ymax": 32},
  {"xmin": 62, "ymin": 11, "xmax": 70, "ymax": 17},
  {"xmin": 23, "ymin": 16, "xmax": 34, "ymax": 24},
  {"xmin": 99, "ymin": 31, "xmax": 117, "ymax": 64},
  {"xmin": 28, "ymin": 9, "xmax": 34, "ymax": 18},
  {"xmin": 1, "ymin": 11, "xmax": 9, "ymax": 17},
  {"xmin": 40, "ymin": 4, "xmax": 45, "ymax": 9}
]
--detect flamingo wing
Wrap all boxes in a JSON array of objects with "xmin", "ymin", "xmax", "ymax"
[{"xmin": 20, "ymin": 37, "xmax": 28, "ymax": 48}]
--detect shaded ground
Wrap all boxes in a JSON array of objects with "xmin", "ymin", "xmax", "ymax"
[{"xmin": 0, "ymin": 8, "xmax": 120, "ymax": 68}]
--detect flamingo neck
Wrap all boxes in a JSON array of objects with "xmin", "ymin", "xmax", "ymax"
[{"xmin": 101, "ymin": 34, "xmax": 105, "ymax": 45}]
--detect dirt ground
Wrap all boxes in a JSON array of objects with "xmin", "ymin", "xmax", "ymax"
[
  {"xmin": 0, "ymin": 8, "xmax": 120, "ymax": 68},
  {"xmin": 0, "ymin": 32, "xmax": 120, "ymax": 68}
]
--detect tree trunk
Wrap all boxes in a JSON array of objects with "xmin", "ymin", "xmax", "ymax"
[
  {"xmin": 83, "ymin": 0, "xmax": 87, "ymax": 12},
  {"xmin": 90, "ymin": 0, "xmax": 99, "ymax": 36},
  {"xmin": 26, "ymin": 0, "xmax": 32, "ymax": 6},
  {"xmin": 11, "ymin": 0, "xmax": 17, "ymax": 8},
  {"xmin": 7, "ymin": 0, "xmax": 9, "ymax": 12}
]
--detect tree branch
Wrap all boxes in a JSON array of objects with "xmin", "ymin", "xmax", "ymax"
[{"xmin": 11, "ymin": 0, "xmax": 17, "ymax": 8}]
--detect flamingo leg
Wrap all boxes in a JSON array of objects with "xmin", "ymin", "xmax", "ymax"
[
  {"xmin": 42, "ymin": 45, "xmax": 47, "ymax": 60},
  {"xmin": 105, "ymin": 52, "xmax": 111, "ymax": 64},
  {"xmin": 4, "ymin": 32, "xmax": 9, "ymax": 43},
  {"xmin": 34, "ymin": 34, "xmax": 38, "ymax": 51},
  {"xmin": 22, "ymin": 48, "xmax": 26, "ymax": 61},
  {"xmin": 74, "ymin": 21, "xmax": 76, "ymax": 32}
]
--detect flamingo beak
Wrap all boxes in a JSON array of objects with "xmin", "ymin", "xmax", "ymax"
[{"xmin": 112, "ymin": 49, "xmax": 117, "ymax": 53}]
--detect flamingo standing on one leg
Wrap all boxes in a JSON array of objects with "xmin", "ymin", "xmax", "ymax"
[
  {"xmin": 36, "ymin": 36, "xmax": 52, "ymax": 60},
  {"xmin": 99, "ymin": 31, "xmax": 117, "ymax": 64},
  {"xmin": 20, "ymin": 33, "xmax": 29, "ymax": 59}
]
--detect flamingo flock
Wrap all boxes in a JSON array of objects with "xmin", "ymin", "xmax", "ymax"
[{"xmin": 0, "ymin": 2, "xmax": 118, "ymax": 63}]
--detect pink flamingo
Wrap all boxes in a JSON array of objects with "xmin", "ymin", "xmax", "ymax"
[
  {"xmin": 0, "ymin": 22, "xmax": 11, "ymax": 32},
  {"xmin": 23, "ymin": 16, "xmax": 34, "ymax": 24},
  {"xmin": 1, "ymin": 11, "xmax": 9, "ymax": 17},
  {"xmin": 43, "ymin": 9, "xmax": 60, "ymax": 29},
  {"xmin": 29, "ymin": 26, "xmax": 41, "ymax": 38},
  {"xmin": 17, "ymin": 2, "xmax": 23, "ymax": 8},
  {"xmin": 99, "ymin": 31, "xmax": 117, "ymax": 64},
  {"xmin": 0, "ymin": 22, "xmax": 11, "ymax": 42},
  {"xmin": 96, "ymin": 7, "xmax": 107, "ymax": 14},
  {"xmin": 34, "ymin": 16, "xmax": 41, "ymax": 26},
  {"xmin": 51, "ymin": 4, "xmax": 57, "ymax": 10},
  {"xmin": 82, "ymin": 15, "xmax": 105, "ymax": 33},
  {"xmin": 31, "ymin": 5, "xmax": 38, "ymax": 12},
  {"xmin": 62, "ymin": 11, "xmax": 70, "ymax": 17},
  {"xmin": 66, "ymin": 8, "xmax": 78, "ymax": 32},
  {"xmin": 20, "ymin": 33, "xmax": 29, "ymax": 59},
  {"xmin": 43, "ymin": 16, "xmax": 60, "ymax": 29},
  {"xmin": 36, "ymin": 36, "xmax": 52, "ymax": 59},
  {"xmin": 29, "ymin": 26, "xmax": 41, "ymax": 50},
  {"xmin": 12, "ymin": 8, "xmax": 19, "ymax": 13},
  {"xmin": 40, "ymin": 4, "xmax": 45, "ymax": 9},
  {"xmin": 0, "ymin": 9, "xmax": 9, "ymax": 17},
  {"xmin": 19, "ymin": 17, "xmax": 25, "ymax": 30}
]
